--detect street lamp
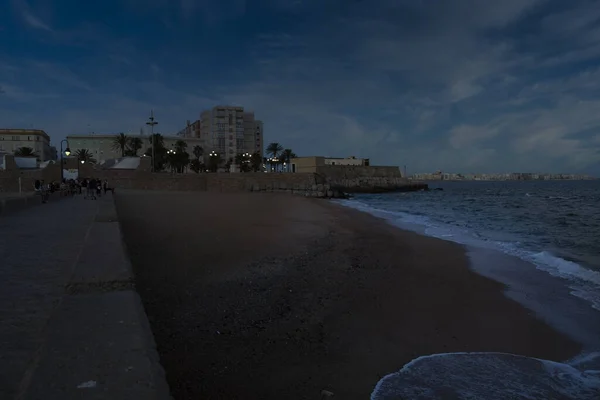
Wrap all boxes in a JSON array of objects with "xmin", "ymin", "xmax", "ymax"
[
  {"xmin": 146, "ymin": 110, "xmax": 158, "ymax": 172},
  {"xmin": 209, "ymin": 151, "xmax": 218, "ymax": 172},
  {"xmin": 60, "ymin": 139, "xmax": 71, "ymax": 182}
]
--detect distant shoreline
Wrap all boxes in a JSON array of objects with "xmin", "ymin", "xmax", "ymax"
[{"xmin": 410, "ymin": 178, "xmax": 597, "ymax": 182}]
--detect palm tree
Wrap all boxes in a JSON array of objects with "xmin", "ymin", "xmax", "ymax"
[
  {"xmin": 193, "ymin": 145, "xmax": 203, "ymax": 160},
  {"xmin": 266, "ymin": 142, "xmax": 283, "ymax": 172},
  {"xmin": 112, "ymin": 133, "xmax": 129, "ymax": 157},
  {"xmin": 75, "ymin": 149, "xmax": 96, "ymax": 164},
  {"xmin": 174, "ymin": 139, "xmax": 188, "ymax": 153},
  {"xmin": 250, "ymin": 152, "xmax": 263, "ymax": 172},
  {"xmin": 281, "ymin": 148, "xmax": 296, "ymax": 172},
  {"xmin": 128, "ymin": 137, "xmax": 143, "ymax": 156},
  {"xmin": 14, "ymin": 147, "xmax": 38, "ymax": 157},
  {"xmin": 148, "ymin": 133, "xmax": 164, "ymax": 148}
]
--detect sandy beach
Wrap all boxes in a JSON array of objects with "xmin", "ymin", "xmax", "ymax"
[{"xmin": 115, "ymin": 190, "xmax": 581, "ymax": 399}]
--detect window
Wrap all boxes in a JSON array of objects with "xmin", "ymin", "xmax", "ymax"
[{"xmin": 12, "ymin": 136, "xmax": 19, "ymax": 140}]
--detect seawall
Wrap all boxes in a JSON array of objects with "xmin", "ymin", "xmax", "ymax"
[{"xmin": 1, "ymin": 161, "xmax": 427, "ymax": 197}]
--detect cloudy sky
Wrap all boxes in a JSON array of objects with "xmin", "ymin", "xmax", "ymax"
[{"xmin": 1, "ymin": 0, "xmax": 600, "ymax": 174}]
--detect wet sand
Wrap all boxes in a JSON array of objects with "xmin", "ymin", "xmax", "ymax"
[{"xmin": 115, "ymin": 190, "xmax": 581, "ymax": 399}]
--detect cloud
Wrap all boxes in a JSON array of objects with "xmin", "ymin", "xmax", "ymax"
[
  {"xmin": 12, "ymin": 0, "xmax": 53, "ymax": 31},
  {"xmin": 3, "ymin": 0, "xmax": 600, "ymax": 175}
]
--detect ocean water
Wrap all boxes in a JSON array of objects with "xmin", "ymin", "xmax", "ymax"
[
  {"xmin": 371, "ymin": 352, "xmax": 600, "ymax": 400},
  {"xmin": 337, "ymin": 180, "xmax": 600, "ymax": 311},
  {"xmin": 335, "ymin": 180, "xmax": 600, "ymax": 399}
]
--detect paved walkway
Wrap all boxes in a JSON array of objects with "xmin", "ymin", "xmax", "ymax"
[{"xmin": 0, "ymin": 195, "xmax": 170, "ymax": 400}]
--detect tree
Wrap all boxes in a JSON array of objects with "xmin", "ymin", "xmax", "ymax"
[
  {"xmin": 174, "ymin": 139, "xmax": 187, "ymax": 153},
  {"xmin": 266, "ymin": 142, "xmax": 283, "ymax": 172},
  {"xmin": 266, "ymin": 142, "xmax": 283, "ymax": 158},
  {"xmin": 127, "ymin": 137, "xmax": 143, "ymax": 156},
  {"xmin": 281, "ymin": 148, "xmax": 297, "ymax": 172},
  {"xmin": 145, "ymin": 133, "xmax": 167, "ymax": 171},
  {"xmin": 14, "ymin": 147, "xmax": 38, "ymax": 157},
  {"xmin": 75, "ymin": 149, "xmax": 96, "ymax": 164},
  {"xmin": 235, "ymin": 153, "xmax": 252, "ymax": 172},
  {"xmin": 250, "ymin": 152, "xmax": 263, "ymax": 172},
  {"xmin": 193, "ymin": 145, "xmax": 203, "ymax": 160},
  {"xmin": 207, "ymin": 153, "xmax": 221, "ymax": 172},
  {"xmin": 190, "ymin": 159, "xmax": 203, "ymax": 173},
  {"xmin": 112, "ymin": 133, "xmax": 129, "ymax": 157}
]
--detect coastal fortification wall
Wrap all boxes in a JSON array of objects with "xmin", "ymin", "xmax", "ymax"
[
  {"xmin": 0, "ymin": 156, "xmax": 426, "ymax": 196},
  {"xmin": 314, "ymin": 164, "xmax": 427, "ymax": 193},
  {"xmin": 315, "ymin": 165, "xmax": 402, "ymax": 179}
]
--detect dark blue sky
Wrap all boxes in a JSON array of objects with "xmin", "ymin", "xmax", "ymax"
[{"xmin": 1, "ymin": 0, "xmax": 600, "ymax": 174}]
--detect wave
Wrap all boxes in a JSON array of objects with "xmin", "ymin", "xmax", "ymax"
[
  {"xmin": 371, "ymin": 352, "xmax": 600, "ymax": 400},
  {"xmin": 336, "ymin": 199, "xmax": 600, "ymax": 311}
]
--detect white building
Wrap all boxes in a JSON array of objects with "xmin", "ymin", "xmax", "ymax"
[
  {"xmin": 0, "ymin": 129, "xmax": 52, "ymax": 161},
  {"xmin": 65, "ymin": 133, "xmax": 204, "ymax": 163}
]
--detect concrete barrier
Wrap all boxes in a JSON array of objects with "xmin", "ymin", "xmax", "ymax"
[{"xmin": 20, "ymin": 196, "xmax": 172, "ymax": 400}]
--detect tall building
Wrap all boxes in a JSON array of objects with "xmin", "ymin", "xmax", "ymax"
[
  {"xmin": 198, "ymin": 105, "xmax": 263, "ymax": 162},
  {"xmin": 65, "ymin": 133, "xmax": 204, "ymax": 163},
  {"xmin": 0, "ymin": 129, "xmax": 52, "ymax": 161},
  {"xmin": 176, "ymin": 120, "xmax": 202, "ymax": 138}
]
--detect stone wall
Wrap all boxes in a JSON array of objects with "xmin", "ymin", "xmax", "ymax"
[
  {"xmin": 0, "ymin": 155, "xmax": 423, "ymax": 196},
  {"xmin": 314, "ymin": 165, "xmax": 427, "ymax": 193},
  {"xmin": 315, "ymin": 165, "xmax": 403, "ymax": 179}
]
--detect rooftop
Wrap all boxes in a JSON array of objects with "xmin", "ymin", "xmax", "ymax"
[{"xmin": 0, "ymin": 129, "xmax": 50, "ymax": 139}]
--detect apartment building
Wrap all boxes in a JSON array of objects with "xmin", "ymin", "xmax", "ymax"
[
  {"xmin": 198, "ymin": 105, "xmax": 264, "ymax": 162},
  {"xmin": 176, "ymin": 120, "xmax": 202, "ymax": 138},
  {"xmin": 0, "ymin": 129, "xmax": 52, "ymax": 161},
  {"xmin": 66, "ymin": 133, "xmax": 204, "ymax": 163}
]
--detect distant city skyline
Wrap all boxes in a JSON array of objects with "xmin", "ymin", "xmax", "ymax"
[
  {"xmin": 411, "ymin": 171, "xmax": 597, "ymax": 181},
  {"xmin": 1, "ymin": 0, "xmax": 599, "ymax": 175}
]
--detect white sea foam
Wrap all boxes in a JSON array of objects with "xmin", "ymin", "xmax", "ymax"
[
  {"xmin": 336, "ymin": 199, "xmax": 600, "ymax": 311},
  {"xmin": 371, "ymin": 352, "xmax": 600, "ymax": 400}
]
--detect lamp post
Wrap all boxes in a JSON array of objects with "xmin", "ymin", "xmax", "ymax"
[
  {"xmin": 60, "ymin": 139, "xmax": 71, "ymax": 182},
  {"xmin": 209, "ymin": 150, "xmax": 218, "ymax": 172},
  {"xmin": 146, "ymin": 110, "xmax": 158, "ymax": 172}
]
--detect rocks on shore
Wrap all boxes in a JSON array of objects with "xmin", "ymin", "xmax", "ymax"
[
  {"xmin": 248, "ymin": 182, "xmax": 350, "ymax": 199},
  {"xmin": 247, "ymin": 181, "xmax": 426, "ymax": 199}
]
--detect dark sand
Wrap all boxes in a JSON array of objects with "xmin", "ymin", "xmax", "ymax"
[{"xmin": 115, "ymin": 190, "xmax": 581, "ymax": 400}]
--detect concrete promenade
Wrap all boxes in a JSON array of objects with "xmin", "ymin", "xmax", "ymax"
[{"xmin": 0, "ymin": 195, "xmax": 170, "ymax": 399}]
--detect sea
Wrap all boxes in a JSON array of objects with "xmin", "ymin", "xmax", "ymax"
[{"xmin": 334, "ymin": 180, "xmax": 600, "ymax": 399}]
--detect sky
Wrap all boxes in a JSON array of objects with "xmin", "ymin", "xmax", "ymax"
[{"xmin": 1, "ymin": 0, "xmax": 600, "ymax": 175}]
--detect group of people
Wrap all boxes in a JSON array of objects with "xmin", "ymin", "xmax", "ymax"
[
  {"xmin": 79, "ymin": 178, "xmax": 113, "ymax": 199},
  {"xmin": 34, "ymin": 177, "xmax": 113, "ymax": 202}
]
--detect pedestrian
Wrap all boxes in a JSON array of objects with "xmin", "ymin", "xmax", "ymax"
[
  {"xmin": 87, "ymin": 178, "xmax": 96, "ymax": 199},
  {"xmin": 103, "ymin": 179, "xmax": 107, "ymax": 194}
]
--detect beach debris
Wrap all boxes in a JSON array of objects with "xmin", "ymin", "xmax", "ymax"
[
  {"xmin": 321, "ymin": 389, "xmax": 334, "ymax": 397},
  {"xmin": 77, "ymin": 380, "xmax": 97, "ymax": 389}
]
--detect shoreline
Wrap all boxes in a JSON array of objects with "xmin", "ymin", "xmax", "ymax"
[
  {"xmin": 333, "ymin": 194, "xmax": 600, "ymax": 353},
  {"xmin": 116, "ymin": 190, "xmax": 581, "ymax": 399}
]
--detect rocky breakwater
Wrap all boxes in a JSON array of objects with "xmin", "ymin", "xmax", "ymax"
[
  {"xmin": 325, "ymin": 176, "xmax": 428, "ymax": 193},
  {"xmin": 314, "ymin": 165, "xmax": 428, "ymax": 193},
  {"xmin": 248, "ymin": 182, "xmax": 349, "ymax": 199}
]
